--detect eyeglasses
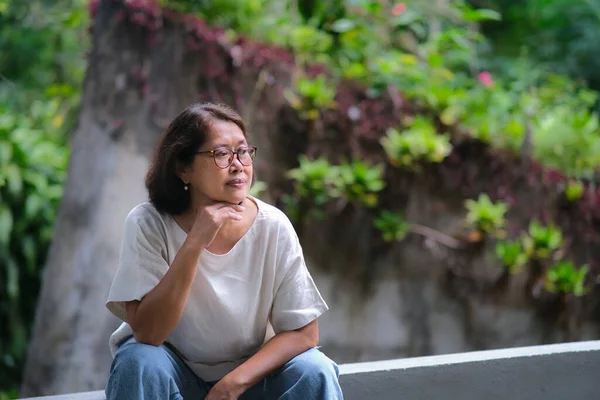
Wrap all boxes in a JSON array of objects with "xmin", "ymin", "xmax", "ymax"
[{"xmin": 196, "ymin": 145, "xmax": 257, "ymax": 169}]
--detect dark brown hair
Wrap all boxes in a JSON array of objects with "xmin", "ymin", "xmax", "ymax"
[{"xmin": 145, "ymin": 102, "xmax": 246, "ymax": 215}]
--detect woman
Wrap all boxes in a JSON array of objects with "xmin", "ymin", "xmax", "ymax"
[{"xmin": 104, "ymin": 102, "xmax": 343, "ymax": 400}]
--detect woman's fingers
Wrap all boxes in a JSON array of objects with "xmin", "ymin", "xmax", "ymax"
[
  {"xmin": 210, "ymin": 202, "xmax": 245, "ymax": 212},
  {"xmin": 217, "ymin": 206, "xmax": 243, "ymax": 221}
]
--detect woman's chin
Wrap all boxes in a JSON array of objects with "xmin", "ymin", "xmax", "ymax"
[{"xmin": 221, "ymin": 192, "xmax": 248, "ymax": 205}]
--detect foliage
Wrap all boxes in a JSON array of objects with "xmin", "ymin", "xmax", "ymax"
[
  {"xmin": 545, "ymin": 261, "xmax": 589, "ymax": 297},
  {"xmin": 528, "ymin": 76, "xmax": 600, "ymax": 179},
  {"xmin": 482, "ymin": 0, "xmax": 600, "ymax": 92},
  {"xmin": 287, "ymin": 156, "xmax": 338, "ymax": 208},
  {"xmin": 0, "ymin": 389, "xmax": 18, "ymax": 400},
  {"xmin": 464, "ymin": 193, "xmax": 508, "ymax": 235},
  {"xmin": 521, "ymin": 220, "xmax": 563, "ymax": 259},
  {"xmin": 564, "ymin": 180, "xmax": 584, "ymax": 202},
  {"xmin": 442, "ymin": 80, "xmax": 523, "ymax": 149},
  {"xmin": 166, "ymin": 0, "xmax": 600, "ymax": 180},
  {"xmin": 285, "ymin": 75, "xmax": 338, "ymax": 120},
  {"xmin": 0, "ymin": 95, "xmax": 70, "ymax": 395},
  {"xmin": 373, "ymin": 210, "xmax": 410, "ymax": 242},
  {"xmin": 0, "ymin": 0, "xmax": 88, "ymax": 395},
  {"xmin": 332, "ymin": 160, "xmax": 385, "ymax": 207},
  {"xmin": 287, "ymin": 156, "xmax": 386, "ymax": 210},
  {"xmin": 495, "ymin": 240, "xmax": 529, "ymax": 274},
  {"xmin": 381, "ymin": 116, "xmax": 452, "ymax": 169},
  {"xmin": 0, "ymin": 0, "xmax": 87, "ymax": 122},
  {"xmin": 158, "ymin": 0, "xmax": 272, "ymax": 33}
]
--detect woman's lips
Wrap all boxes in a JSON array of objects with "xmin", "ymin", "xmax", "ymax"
[{"xmin": 226, "ymin": 179, "xmax": 246, "ymax": 188}]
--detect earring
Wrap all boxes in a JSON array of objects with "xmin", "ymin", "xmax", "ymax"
[{"xmin": 184, "ymin": 184, "xmax": 189, "ymax": 191}]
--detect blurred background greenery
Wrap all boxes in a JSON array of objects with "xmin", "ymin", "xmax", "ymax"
[{"xmin": 2, "ymin": 0, "xmax": 600, "ymax": 398}]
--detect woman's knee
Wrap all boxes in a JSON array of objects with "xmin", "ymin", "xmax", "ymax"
[
  {"xmin": 289, "ymin": 348, "xmax": 340, "ymax": 382},
  {"xmin": 110, "ymin": 340, "xmax": 172, "ymax": 379},
  {"xmin": 266, "ymin": 348, "xmax": 343, "ymax": 399}
]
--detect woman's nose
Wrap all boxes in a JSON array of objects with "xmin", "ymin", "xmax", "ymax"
[{"xmin": 230, "ymin": 153, "xmax": 244, "ymax": 170}]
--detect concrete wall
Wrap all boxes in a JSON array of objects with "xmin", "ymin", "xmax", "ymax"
[
  {"xmin": 21, "ymin": 340, "xmax": 600, "ymax": 400},
  {"xmin": 339, "ymin": 340, "xmax": 600, "ymax": 400},
  {"xmin": 310, "ymin": 264, "xmax": 600, "ymax": 365}
]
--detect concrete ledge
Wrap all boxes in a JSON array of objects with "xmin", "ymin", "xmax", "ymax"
[
  {"xmin": 339, "ymin": 340, "xmax": 600, "ymax": 400},
  {"xmin": 21, "ymin": 392, "xmax": 104, "ymax": 400},
  {"xmin": 21, "ymin": 340, "xmax": 600, "ymax": 399}
]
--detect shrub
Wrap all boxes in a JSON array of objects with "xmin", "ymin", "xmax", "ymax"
[
  {"xmin": 381, "ymin": 116, "xmax": 452, "ymax": 169},
  {"xmin": 373, "ymin": 210, "xmax": 410, "ymax": 242},
  {"xmin": 464, "ymin": 193, "xmax": 508, "ymax": 236},
  {"xmin": 496, "ymin": 240, "xmax": 529, "ymax": 274},
  {"xmin": 521, "ymin": 220, "xmax": 563, "ymax": 259},
  {"xmin": 545, "ymin": 261, "xmax": 589, "ymax": 297},
  {"xmin": 333, "ymin": 160, "xmax": 385, "ymax": 207},
  {"xmin": 0, "ymin": 95, "xmax": 69, "ymax": 388}
]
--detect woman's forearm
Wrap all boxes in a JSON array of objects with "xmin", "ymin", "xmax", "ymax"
[
  {"xmin": 225, "ymin": 322, "xmax": 319, "ymax": 392},
  {"xmin": 126, "ymin": 237, "xmax": 205, "ymax": 346}
]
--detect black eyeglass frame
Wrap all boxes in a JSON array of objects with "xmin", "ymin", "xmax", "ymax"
[{"xmin": 196, "ymin": 145, "xmax": 258, "ymax": 169}]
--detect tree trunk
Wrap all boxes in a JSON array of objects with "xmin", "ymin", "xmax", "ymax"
[{"xmin": 20, "ymin": 1, "xmax": 294, "ymax": 395}]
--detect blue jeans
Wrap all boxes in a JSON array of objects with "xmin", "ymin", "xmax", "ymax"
[{"xmin": 106, "ymin": 338, "xmax": 343, "ymax": 399}]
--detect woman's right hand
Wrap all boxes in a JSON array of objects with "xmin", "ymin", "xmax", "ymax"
[{"xmin": 187, "ymin": 202, "xmax": 245, "ymax": 248}]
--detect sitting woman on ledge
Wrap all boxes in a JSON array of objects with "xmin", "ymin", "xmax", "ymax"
[{"xmin": 104, "ymin": 102, "xmax": 343, "ymax": 400}]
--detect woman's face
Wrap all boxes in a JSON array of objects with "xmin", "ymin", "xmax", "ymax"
[{"xmin": 182, "ymin": 120, "xmax": 253, "ymax": 206}]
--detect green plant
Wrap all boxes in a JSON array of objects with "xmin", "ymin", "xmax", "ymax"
[
  {"xmin": 159, "ymin": 0, "xmax": 271, "ymax": 32},
  {"xmin": 464, "ymin": 193, "xmax": 508, "ymax": 235},
  {"xmin": 522, "ymin": 220, "xmax": 563, "ymax": 259},
  {"xmin": 0, "ymin": 389, "xmax": 18, "ymax": 400},
  {"xmin": 0, "ymin": 0, "xmax": 88, "ymax": 392},
  {"xmin": 373, "ymin": 210, "xmax": 410, "ymax": 242},
  {"xmin": 443, "ymin": 82, "xmax": 525, "ymax": 150},
  {"xmin": 532, "ymin": 105, "xmax": 600, "ymax": 179},
  {"xmin": 287, "ymin": 156, "xmax": 386, "ymax": 207},
  {"xmin": 495, "ymin": 240, "xmax": 529, "ymax": 274},
  {"xmin": 564, "ymin": 180, "xmax": 584, "ymax": 202},
  {"xmin": 381, "ymin": 116, "xmax": 452, "ymax": 169},
  {"xmin": 287, "ymin": 155, "xmax": 338, "ymax": 206},
  {"xmin": 545, "ymin": 261, "xmax": 589, "ymax": 297},
  {"xmin": 0, "ymin": 96, "xmax": 69, "ymax": 391},
  {"xmin": 165, "ymin": 0, "xmax": 600, "ymax": 180},
  {"xmin": 332, "ymin": 160, "xmax": 385, "ymax": 207},
  {"xmin": 482, "ymin": 0, "xmax": 600, "ymax": 92},
  {"xmin": 285, "ymin": 75, "xmax": 337, "ymax": 120}
]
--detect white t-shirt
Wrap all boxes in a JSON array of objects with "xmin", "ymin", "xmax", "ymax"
[{"xmin": 105, "ymin": 196, "xmax": 328, "ymax": 382}]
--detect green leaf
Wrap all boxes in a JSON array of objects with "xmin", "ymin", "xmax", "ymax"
[
  {"xmin": 6, "ymin": 256, "xmax": 19, "ymax": 300},
  {"xmin": 343, "ymin": 62, "xmax": 367, "ymax": 79},
  {"xmin": 2, "ymin": 164, "xmax": 23, "ymax": 197},
  {"xmin": 0, "ymin": 204, "xmax": 13, "ymax": 245},
  {"xmin": 462, "ymin": 8, "xmax": 501, "ymax": 22},
  {"xmin": 24, "ymin": 194, "xmax": 44, "ymax": 220},
  {"xmin": 0, "ymin": 141, "xmax": 13, "ymax": 165},
  {"xmin": 63, "ymin": 8, "xmax": 84, "ymax": 28},
  {"xmin": 565, "ymin": 180, "xmax": 584, "ymax": 202},
  {"xmin": 23, "ymin": 170, "xmax": 48, "ymax": 192},
  {"xmin": 21, "ymin": 235, "xmax": 37, "ymax": 273},
  {"xmin": 392, "ymin": 9, "xmax": 419, "ymax": 26},
  {"xmin": 330, "ymin": 18, "xmax": 356, "ymax": 33},
  {"xmin": 428, "ymin": 53, "xmax": 444, "ymax": 68},
  {"xmin": 440, "ymin": 106, "xmax": 461, "ymax": 125},
  {"xmin": 0, "ymin": 113, "xmax": 16, "ymax": 130}
]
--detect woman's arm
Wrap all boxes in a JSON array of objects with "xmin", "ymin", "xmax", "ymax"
[
  {"xmin": 125, "ymin": 237, "xmax": 204, "ymax": 346},
  {"xmin": 206, "ymin": 319, "xmax": 319, "ymax": 399},
  {"xmin": 126, "ymin": 202, "xmax": 245, "ymax": 346}
]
